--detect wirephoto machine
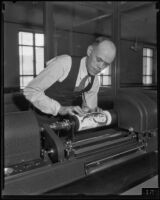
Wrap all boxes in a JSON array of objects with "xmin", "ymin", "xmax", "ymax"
[{"xmin": 3, "ymin": 89, "xmax": 158, "ymax": 195}]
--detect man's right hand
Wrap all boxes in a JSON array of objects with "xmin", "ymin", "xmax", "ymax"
[{"xmin": 58, "ymin": 106, "xmax": 85, "ymax": 116}]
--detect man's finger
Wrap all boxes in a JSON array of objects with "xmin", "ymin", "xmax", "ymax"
[
  {"xmin": 82, "ymin": 106, "xmax": 90, "ymax": 113},
  {"xmin": 96, "ymin": 107, "xmax": 103, "ymax": 112},
  {"xmin": 74, "ymin": 106, "xmax": 85, "ymax": 116}
]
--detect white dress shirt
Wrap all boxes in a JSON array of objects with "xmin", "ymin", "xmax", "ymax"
[{"xmin": 23, "ymin": 55, "xmax": 100, "ymax": 116}]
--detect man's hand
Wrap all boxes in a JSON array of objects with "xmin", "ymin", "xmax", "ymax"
[
  {"xmin": 82, "ymin": 106, "xmax": 91, "ymax": 113},
  {"xmin": 95, "ymin": 107, "xmax": 103, "ymax": 113},
  {"xmin": 58, "ymin": 106, "xmax": 85, "ymax": 116},
  {"xmin": 82, "ymin": 106, "xmax": 103, "ymax": 113}
]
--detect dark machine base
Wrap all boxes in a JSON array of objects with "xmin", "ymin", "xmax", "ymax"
[{"xmin": 44, "ymin": 151, "xmax": 158, "ymax": 195}]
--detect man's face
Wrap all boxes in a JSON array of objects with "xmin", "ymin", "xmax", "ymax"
[{"xmin": 86, "ymin": 41, "xmax": 116, "ymax": 76}]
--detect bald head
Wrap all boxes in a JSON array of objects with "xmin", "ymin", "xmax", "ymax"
[
  {"xmin": 86, "ymin": 38, "xmax": 116, "ymax": 75},
  {"xmin": 95, "ymin": 40, "xmax": 116, "ymax": 64}
]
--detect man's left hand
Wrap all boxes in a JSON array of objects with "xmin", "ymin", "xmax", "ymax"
[{"xmin": 82, "ymin": 106, "xmax": 103, "ymax": 113}]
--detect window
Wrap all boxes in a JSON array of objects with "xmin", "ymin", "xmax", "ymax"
[
  {"xmin": 18, "ymin": 31, "xmax": 44, "ymax": 89},
  {"xmin": 143, "ymin": 48, "xmax": 153, "ymax": 85},
  {"xmin": 98, "ymin": 65, "xmax": 111, "ymax": 86}
]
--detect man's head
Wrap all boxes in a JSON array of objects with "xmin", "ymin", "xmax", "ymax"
[{"xmin": 86, "ymin": 37, "xmax": 116, "ymax": 76}]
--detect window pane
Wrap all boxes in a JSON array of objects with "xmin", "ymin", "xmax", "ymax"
[
  {"xmin": 19, "ymin": 46, "xmax": 23, "ymax": 75},
  {"xmin": 147, "ymin": 48, "xmax": 153, "ymax": 57},
  {"xmin": 19, "ymin": 32, "xmax": 33, "ymax": 45},
  {"xmin": 143, "ymin": 57, "xmax": 152, "ymax": 75},
  {"xmin": 100, "ymin": 65, "xmax": 111, "ymax": 75},
  {"xmin": 146, "ymin": 57, "xmax": 153, "ymax": 75},
  {"xmin": 143, "ymin": 76, "xmax": 146, "ymax": 84},
  {"xmin": 102, "ymin": 76, "xmax": 111, "ymax": 85},
  {"xmin": 35, "ymin": 33, "xmax": 44, "ymax": 46},
  {"xmin": 20, "ymin": 76, "xmax": 34, "ymax": 89},
  {"xmin": 19, "ymin": 46, "xmax": 33, "ymax": 75},
  {"xmin": 143, "ymin": 48, "xmax": 147, "ymax": 56},
  {"xmin": 143, "ymin": 48, "xmax": 153, "ymax": 57},
  {"xmin": 98, "ymin": 75, "xmax": 102, "ymax": 85},
  {"xmin": 143, "ymin": 57, "xmax": 147, "ymax": 75},
  {"xmin": 143, "ymin": 76, "xmax": 152, "ymax": 85},
  {"xmin": 36, "ymin": 47, "xmax": 44, "ymax": 74}
]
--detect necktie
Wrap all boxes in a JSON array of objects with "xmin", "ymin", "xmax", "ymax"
[{"xmin": 75, "ymin": 75, "xmax": 95, "ymax": 93}]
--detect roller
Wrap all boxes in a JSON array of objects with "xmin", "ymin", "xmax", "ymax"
[{"xmin": 48, "ymin": 110, "xmax": 117, "ymax": 132}]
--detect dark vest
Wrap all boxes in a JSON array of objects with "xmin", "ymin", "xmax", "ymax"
[{"xmin": 45, "ymin": 57, "xmax": 82, "ymax": 106}]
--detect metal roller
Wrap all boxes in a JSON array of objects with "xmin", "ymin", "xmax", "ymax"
[{"xmin": 48, "ymin": 110, "xmax": 117, "ymax": 132}]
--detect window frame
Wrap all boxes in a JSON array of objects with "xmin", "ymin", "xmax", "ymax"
[
  {"xmin": 142, "ymin": 47, "xmax": 154, "ymax": 86},
  {"xmin": 98, "ymin": 65, "xmax": 112, "ymax": 87},
  {"xmin": 18, "ymin": 29, "xmax": 44, "ymax": 90}
]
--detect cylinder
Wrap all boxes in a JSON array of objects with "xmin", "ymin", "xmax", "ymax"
[
  {"xmin": 48, "ymin": 110, "xmax": 117, "ymax": 132},
  {"xmin": 73, "ymin": 110, "xmax": 117, "ymax": 131}
]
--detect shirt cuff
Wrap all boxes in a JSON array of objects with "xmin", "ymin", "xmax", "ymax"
[{"xmin": 51, "ymin": 100, "xmax": 61, "ymax": 116}]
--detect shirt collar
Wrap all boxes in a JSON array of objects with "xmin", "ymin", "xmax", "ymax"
[{"xmin": 80, "ymin": 57, "xmax": 89, "ymax": 77}]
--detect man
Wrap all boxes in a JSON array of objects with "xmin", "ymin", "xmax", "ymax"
[{"xmin": 23, "ymin": 37, "xmax": 116, "ymax": 124}]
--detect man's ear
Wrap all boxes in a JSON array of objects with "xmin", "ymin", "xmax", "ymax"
[{"xmin": 87, "ymin": 45, "xmax": 93, "ymax": 56}]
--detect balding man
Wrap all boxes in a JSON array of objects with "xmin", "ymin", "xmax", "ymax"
[{"xmin": 23, "ymin": 37, "xmax": 116, "ymax": 124}]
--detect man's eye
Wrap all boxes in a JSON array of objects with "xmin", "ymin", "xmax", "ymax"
[{"xmin": 97, "ymin": 58, "xmax": 102, "ymax": 62}]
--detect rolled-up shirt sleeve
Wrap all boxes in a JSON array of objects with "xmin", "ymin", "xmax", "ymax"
[
  {"xmin": 23, "ymin": 55, "xmax": 71, "ymax": 116},
  {"xmin": 82, "ymin": 76, "xmax": 100, "ymax": 110}
]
